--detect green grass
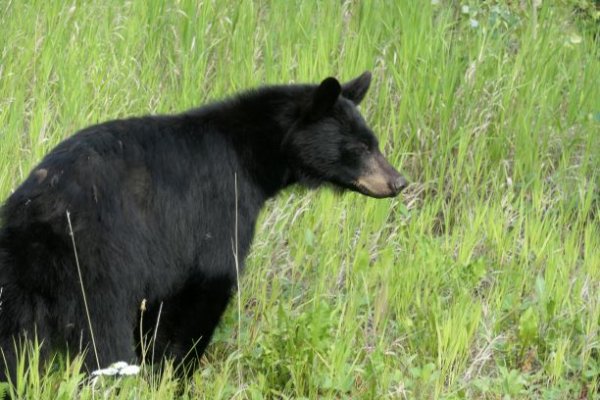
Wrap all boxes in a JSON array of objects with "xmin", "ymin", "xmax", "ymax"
[{"xmin": 1, "ymin": 0, "xmax": 599, "ymax": 398}]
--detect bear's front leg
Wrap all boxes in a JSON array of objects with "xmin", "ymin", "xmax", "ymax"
[
  {"xmin": 138, "ymin": 273, "xmax": 235, "ymax": 373},
  {"xmin": 60, "ymin": 293, "xmax": 138, "ymax": 373}
]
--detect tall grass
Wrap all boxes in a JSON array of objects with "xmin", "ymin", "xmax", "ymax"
[{"xmin": 1, "ymin": 0, "xmax": 599, "ymax": 398}]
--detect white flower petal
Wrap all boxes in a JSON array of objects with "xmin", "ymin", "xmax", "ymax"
[
  {"xmin": 110, "ymin": 361, "xmax": 129, "ymax": 370},
  {"xmin": 119, "ymin": 365, "xmax": 141, "ymax": 376},
  {"xmin": 91, "ymin": 367, "xmax": 119, "ymax": 376}
]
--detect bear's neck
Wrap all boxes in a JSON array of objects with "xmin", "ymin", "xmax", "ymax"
[{"xmin": 192, "ymin": 86, "xmax": 309, "ymax": 199}]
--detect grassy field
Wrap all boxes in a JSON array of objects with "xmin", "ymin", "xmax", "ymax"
[{"xmin": 1, "ymin": 0, "xmax": 599, "ymax": 398}]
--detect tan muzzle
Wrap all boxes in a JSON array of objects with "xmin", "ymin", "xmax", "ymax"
[{"xmin": 354, "ymin": 151, "xmax": 407, "ymax": 198}]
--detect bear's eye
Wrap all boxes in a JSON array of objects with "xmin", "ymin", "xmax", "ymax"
[
  {"xmin": 349, "ymin": 142, "xmax": 370, "ymax": 154},
  {"xmin": 358, "ymin": 142, "xmax": 370, "ymax": 152}
]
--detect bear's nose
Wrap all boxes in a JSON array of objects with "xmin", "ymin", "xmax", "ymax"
[{"xmin": 390, "ymin": 176, "xmax": 408, "ymax": 194}]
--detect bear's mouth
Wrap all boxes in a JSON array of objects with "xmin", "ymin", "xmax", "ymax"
[{"xmin": 353, "ymin": 179, "xmax": 396, "ymax": 199}]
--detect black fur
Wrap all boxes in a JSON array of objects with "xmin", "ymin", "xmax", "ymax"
[{"xmin": 0, "ymin": 72, "xmax": 404, "ymax": 381}]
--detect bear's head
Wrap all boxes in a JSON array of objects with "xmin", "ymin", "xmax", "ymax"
[{"xmin": 284, "ymin": 72, "xmax": 407, "ymax": 198}]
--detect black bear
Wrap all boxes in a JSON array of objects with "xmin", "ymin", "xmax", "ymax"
[{"xmin": 0, "ymin": 72, "xmax": 406, "ymax": 381}]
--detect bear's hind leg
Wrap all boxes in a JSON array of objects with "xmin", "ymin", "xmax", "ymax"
[
  {"xmin": 0, "ymin": 335, "xmax": 17, "ymax": 384},
  {"xmin": 0, "ymin": 287, "xmax": 52, "ymax": 384}
]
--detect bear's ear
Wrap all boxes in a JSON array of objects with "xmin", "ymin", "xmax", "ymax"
[
  {"xmin": 341, "ymin": 71, "xmax": 372, "ymax": 105},
  {"xmin": 311, "ymin": 77, "xmax": 341, "ymax": 115}
]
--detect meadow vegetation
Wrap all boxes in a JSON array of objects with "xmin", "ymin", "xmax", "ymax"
[{"xmin": 0, "ymin": 1, "xmax": 599, "ymax": 398}]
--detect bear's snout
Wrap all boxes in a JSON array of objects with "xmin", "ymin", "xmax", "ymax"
[
  {"xmin": 390, "ymin": 175, "xmax": 408, "ymax": 195},
  {"xmin": 354, "ymin": 151, "xmax": 407, "ymax": 198}
]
